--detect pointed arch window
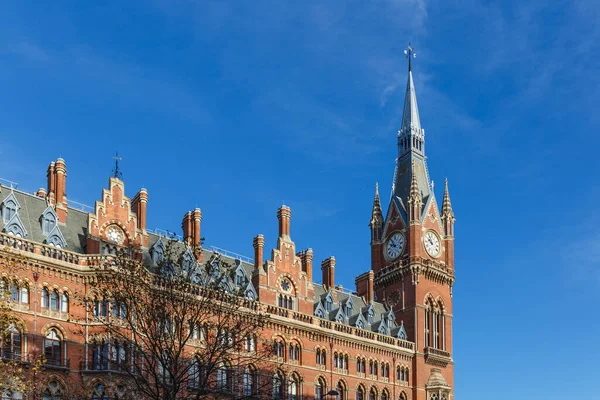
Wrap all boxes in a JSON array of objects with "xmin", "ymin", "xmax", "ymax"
[
  {"xmin": 315, "ymin": 377, "xmax": 326, "ymax": 400},
  {"xmin": 316, "ymin": 348, "xmax": 326, "ymax": 366},
  {"xmin": 337, "ymin": 381, "xmax": 346, "ymax": 400},
  {"xmin": 356, "ymin": 386, "xmax": 365, "ymax": 400},
  {"xmin": 91, "ymin": 383, "xmax": 108, "ymax": 400},
  {"xmin": 41, "ymin": 288, "xmax": 50, "ymax": 309},
  {"xmin": 272, "ymin": 372, "xmax": 284, "ymax": 399},
  {"xmin": 243, "ymin": 366, "xmax": 257, "ymax": 396},
  {"xmin": 50, "ymin": 290, "xmax": 60, "ymax": 311},
  {"xmin": 369, "ymin": 388, "xmax": 377, "ymax": 400},
  {"xmin": 288, "ymin": 342, "xmax": 300, "ymax": 363},
  {"xmin": 44, "ymin": 329, "xmax": 62, "ymax": 367},
  {"xmin": 288, "ymin": 374, "xmax": 300, "ymax": 400},
  {"xmin": 60, "ymin": 293, "xmax": 69, "ymax": 313}
]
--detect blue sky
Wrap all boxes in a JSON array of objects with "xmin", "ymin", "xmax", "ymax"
[{"xmin": 1, "ymin": 1, "xmax": 599, "ymax": 398}]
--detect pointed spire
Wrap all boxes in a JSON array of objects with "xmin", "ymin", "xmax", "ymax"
[
  {"xmin": 399, "ymin": 44, "xmax": 423, "ymax": 157},
  {"xmin": 370, "ymin": 183, "xmax": 383, "ymax": 227},
  {"xmin": 442, "ymin": 178, "xmax": 454, "ymax": 217}
]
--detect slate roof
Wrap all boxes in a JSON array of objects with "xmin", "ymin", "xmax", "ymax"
[
  {"xmin": 0, "ymin": 184, "xmax": 88, "ymax": 251},
  {"xmin": 313, "ymin": 282, "xmax": 396, "ymax": 336},
  {"xmin": 0, "ymin": 183, "xmax": 399, "ymax": 338}
]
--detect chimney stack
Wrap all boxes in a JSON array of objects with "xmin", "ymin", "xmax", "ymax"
[
  {"xmin": 131, "ymin": 188, "xmax": 148, "ymax": 231},
  {"xmin": 46, "ymin": 162, "xmax": 56, "ymax": 204},
  {"xmin": 253, "ymin": 234, "xmax": 265, "ymax": 269},
  {"xmin": 277, "ymin": 205, "xmax": 291, "ymax": 238},
  {"xmin": 182, "ymin": 211, "xmax": 193, "ymax": 245},
  {"xmin": 192, "ymin": 208, "xmax": 202, "ymax": 246},
  {"xmin": 298, "ymin": 248, "xmax": 314, "ymax": 282},
  {"xmin": 355, "ymin": 270, "xmax": 374, "ymax": 303},
  {"xmin": 54, "ymin": 158, "xmax": 67, "ymax": 206},
  {"xmin": 321, "ymin": 256, "xmax": 336, "ymax": 288}
]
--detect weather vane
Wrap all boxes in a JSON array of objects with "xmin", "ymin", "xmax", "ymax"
[
  {"xmin": 404, "ymin": 43, "xmax": 416, "ymax": 72},
  {"xmin": 112, "ymin": 152, "xmax": 123, "ymax": 179}
]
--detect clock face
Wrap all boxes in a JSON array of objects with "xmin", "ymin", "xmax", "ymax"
[
  {"xmin": 423, "ymin": 230, "xmax": 441, "ymax": 257},
  {"xmin": 388, "ymin": 289, "xmax": 401, "ymax": 307},
  {"xmin": 385, "ymin": 233, "xmax": 405, "ymax": 260},
  {"xmin": 280, "ymin": 278, "xmax": 292, "ymax": 293},
  {"xmin": 106, "ymin": 225, "xmax": 125, "ymax": 245}
]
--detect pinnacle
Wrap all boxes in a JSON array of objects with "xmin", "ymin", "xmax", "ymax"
[
  {"xmin": 370, "ymin": 182, "xmax": 383, "ymax": 225},
  {"xmin": 442, "ymin": 178, "xmax": 454, "ymax": 217},
  {"xmin": 409, "ymin": 161, "xmax": 420, "ymax": 200}
]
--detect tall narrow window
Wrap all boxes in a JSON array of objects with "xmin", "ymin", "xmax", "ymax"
[
  {"xmin": 243, "ymin": 367, "xmax": 255, "ymax": 396},
  {"xmin": 44, "ymin": 329, "xmax": 62, "ymax": 366},
  {"xmin": 19, "ymin": 286, "xmax": 29, "ymax": 304},
  {"xmin": 288, "ymin": 375, "xmax": 300, "ymax": 400},
  {"xmin": 273, "ymin": 373, "xmax": 283, "ymax": 399},
  {"xmin": 315, "ymin": 377, "xmax": 326, "ymax": 400},
  {"xmin": 60, "ymin": 293, "xmax": 69, "ymax": 313},
  {"xmin": 356, "ymin": 386, "xmax": 365, "ymax": 400},
  {"xmin": 41, "ymin": 288, "xmax": 49, "ymax": 309},
  {"xmin": 1, "ymin": 325, "xmax": 22, "ymax": 361},
  {"xmin": 50, "ymin": 290, "xmax": 59, "ymax": 311}
]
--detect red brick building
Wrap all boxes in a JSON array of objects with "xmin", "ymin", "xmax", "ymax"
[{"xmin": 0, "ymin": 58, "xmax": 455, "ymax": 400}]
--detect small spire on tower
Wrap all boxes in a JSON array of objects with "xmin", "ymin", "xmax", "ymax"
[
  {"xmin": 442, "ymin": 178, "xmax": 454, "ymax": 217},
  {"xmin": 441, "ymin": 178, "xmax": 456, "ymax": 237},
  {"xmin": 370, "ymin": 182, "xmax": 383, "ymax": 227}
]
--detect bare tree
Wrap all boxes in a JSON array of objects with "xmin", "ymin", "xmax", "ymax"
[{"xmin": 85, "ymin": 238, "xmax": 278, "ymax": 400}]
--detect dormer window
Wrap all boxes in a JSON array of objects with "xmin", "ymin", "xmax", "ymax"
[
  {"xmin": 43, "ymin": 213, "xmax": 55, "ymax": 234},
  {"xmin": 2, "ymin": 199, "xmax": 17, "ymax": 223},
  {"xmin": 325, "ymin": 293, "xmax": 334, "ymax": 312},
  {"xmin": 151, "ymin": 238, "xmax": 166, "ymax": 266},
  {"xmin": 236, "ymin": 271, "xmax": 245, "ymax": 287},
  {"xmin": 345, "ymin": 301, "xmax": 353, "ymax": 317},
  {"xmin": 367, "ymin": 308, "xmax": 375, "ymax": 324},
  {"xmin": 181, "ymin": 249, "xmax": 195, "ymax": 272}
]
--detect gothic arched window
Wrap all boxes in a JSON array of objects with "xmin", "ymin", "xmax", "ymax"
[
  {"xmin": 41, "ymin": 288, "xmax": 49, "ymax": 309},
  {"xmin": 50, "ymin": 290, "xmax": 59, "ymax": 311},
  {"xmin": 44, "ymin": 329, "xmax": 62, "ymax": 366}
]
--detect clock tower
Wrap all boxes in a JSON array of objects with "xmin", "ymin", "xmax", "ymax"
[{"xmin": 369, "ymin": 46, "xmax": 456, "ymax": 400}]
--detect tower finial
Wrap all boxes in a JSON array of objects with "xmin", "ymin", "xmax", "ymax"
[
  {"xmin": 112, "ymin": 152, "xmax": 123, "ymax": 180},
  {"xmin": 404, "ymin": 43, "xmax": 416, "ymax": 72}
]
